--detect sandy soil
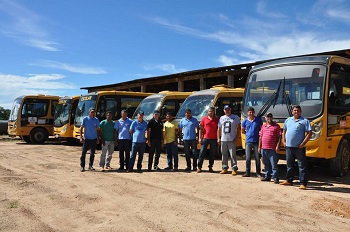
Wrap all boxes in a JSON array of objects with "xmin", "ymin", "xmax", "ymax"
[{"xmin": 1, "ymin": 137, "xmax": 350, "ymax": 232}]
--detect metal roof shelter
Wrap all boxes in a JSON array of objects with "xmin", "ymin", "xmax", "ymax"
[{"xmin": 81, "ymin": 49, "xmax": 350, "ymax": 93}]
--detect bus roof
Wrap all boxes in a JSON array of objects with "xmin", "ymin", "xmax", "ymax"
[
  {"xmin": 16, "ymin": 94, "xmax": 60, "ymax": 100},
  {"xmin": 251, "ymin": 55, "xmax": 336, "ymax": 72},
  {"xmin": 81, "ymin": 90, "xmax": 152, "ymax": 97},
  {"xmin": 59, "ymin": 95, "xmax": 80, "ymax": 100},
  {"xmin": 190, "ymin": 85, "xmax": 244, "ymax": 96},
  {"xmin": 146, "ymin": 91, "xmax": 194, "ymax": 99}
]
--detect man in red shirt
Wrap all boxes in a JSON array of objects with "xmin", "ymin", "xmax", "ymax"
[
  {"xmin": 258, "ymin": 112, "xmax": 281, "ymax": 183},
  {"xmin": 197, "ymin": 107, "xmax": 219, "ymax": 173}
]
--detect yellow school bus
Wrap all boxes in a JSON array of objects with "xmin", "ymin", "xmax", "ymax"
[
  {"xmin": 53, "ymin": 96, "xmax": 80, "ymax": 143},
  {"xmin": 73, "ymin": 91, "xmax": 152, "ymax": 139},
  {"xmin": 8, "ymin": 95, "xmax": 59, "ymax": 143},
  {"xmin": 176, "ymin": 85, "xmax": 244, "ymax": 150},
  {"xmin": 242, "ymin": 55, "xmax": 350, "ymax": 176},
  {"xmin": 132, "ymin": 91, "xmax": 193, "ymax": 122}
]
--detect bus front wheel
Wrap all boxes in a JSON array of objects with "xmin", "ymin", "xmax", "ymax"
[
  {"xmin": 330, "ymin": 138, "xmax": 350, "ymax": 177},
  {"xmin": 30, "ymin": 128, "xmax": 48, "ymax": 144}
]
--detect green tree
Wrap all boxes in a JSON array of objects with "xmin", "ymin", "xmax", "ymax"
[{"xmin": 0, "ymin": 106, "xmax": 10, "ymax": 120}]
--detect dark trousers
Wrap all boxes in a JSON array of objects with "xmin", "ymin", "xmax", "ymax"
[
  {"xmin": 129, "ymin": 142, "xmax": 146, "ymax": 171},
  {"xmin": 118, "ymin": 139, "xmax": 132, "ymax": 170},
  {"xmin": 148, "ymin": 139, "xmax": 162, "ymax": 169},
  {"xmin": 198, "ymin": 138, "xmax": 217, "ymax": 168},
  {"xmin": 183, "ymin": 139, "xmax": 198, "ymax": 169},
  {"xmin": 80, "ymin": 138, "xmax": 97, "ymax": 168},
  {"xmin": 286, "ymin": 147, "xmax": 308, "ymax": 185}
]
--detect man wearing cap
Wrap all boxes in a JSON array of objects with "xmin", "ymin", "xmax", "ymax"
[
  {"xmin": 179, "ymin": 109, "xmax": 199, "ymax": 171},
  {"xmin": 241, "ymin": 107, "xmax": 263, "ymax": 177},
  {"xmin": 147, "ymin": 110, "xmax": 164, "ymax": 171},
  {"xmin": 197, "ymin": 107, "xmax": 219, "ymax": 173},
  {"xmin": 258, "ymin": 112, "xmax": 281, "ymax": 183},
  {"xmin": 217, "ymin": 105, "xmax": 241, "ymax": 175},
  {"xmin": 79, "ymin": 108, "xmax": 100, "ymax": 172},
  {"xmin": 128, "ymin": 111, "xmax": 148, "ymax": 172},
  {"xmin": 280, "ymin": 105, "xmax": 312, "ymax": 190},
  {"xmin": 114, "ymin": 109, "xmax": 133, "ymax": 170}
]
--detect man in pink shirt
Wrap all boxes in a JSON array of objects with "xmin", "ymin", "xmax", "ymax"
[
  {"xmin": 258, "ymin": 112, "xmax": 281, "ymax": 183},
  {"xmin": 197, "ymin": 107, "xmax": 219, "ymax": 173}
]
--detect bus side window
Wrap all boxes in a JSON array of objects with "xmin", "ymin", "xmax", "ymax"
[{"xmin": 329, "ymin": 63, "xmax": 350, "ymax": 114}]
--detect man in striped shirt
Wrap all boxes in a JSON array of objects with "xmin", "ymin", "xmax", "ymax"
[{"xmin": 258, "ymin": 112, "xmax": 281, "ymax": 184}]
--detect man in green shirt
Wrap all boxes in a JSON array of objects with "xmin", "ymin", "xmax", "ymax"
[{"xmin": 99, "ymin": 111, "xmax": 115, "ymax": 171}]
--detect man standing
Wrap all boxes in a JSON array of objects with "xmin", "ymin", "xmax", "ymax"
[
  {"xmin": 179, "ymin": 109, "xmax": 199, "ymax": 171},
  {"xmin": 241, "ymin": 107, "xmax": 263, "ymax": 177},
  {"xmin": 163, "ymin": 112, "xmax": 179, "ymax": 171},
  {"xmin": 217, "ymin": 105, "xmax": 241, "ymax": 175},
  {"xmin": 258, "ymin": 112, "xmax": 281, "ymax": 183},
  {"xmin": 147, "ymin": 110, "xmax": 164, "ymax": 171},
  {"xmin": 79, "ymin": 108, "xmax": 100, "ymax": 172},
  {"xmin": 99, "ymin": 111, "xmax": 115, "ymax": 171},
  {"xmin": 128, "ymin": 111, "xmax": 148, "ymax": 172},
  {"xmin": 280, "ymin": 105, "xmax": 312, "ymax": 190},
  {"xmin": 114, "ymin": 110, "xmax": 133, "ymax": 170},
  {"xmin": 197, "ymin": 107, "xmax": 219, "ymax": 173}
]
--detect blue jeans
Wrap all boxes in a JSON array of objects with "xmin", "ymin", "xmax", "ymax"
[
  {"xmin": 245, "ymin": 142, "xmax": 261, "ymax": 174},
  {"xmin": 198, "ymin": 138, "xmax": 217, "ymax": 168},
  {"xmin": 261, "ymin": 149, "xmax": 279, "ymax": 180},
  {"xmin": 129, "ymin": 142, "xmax": 146, "ymax": 171},
  {"xmin": 183, "ymin": 140, "xmax": 198, "ymax": 169},
  {"xmin": 80, "ymin": 138, "xmax": 97, "ymax": 168},
  {"xmin": 166, "ymin": 142, "xmax": 178, "ymax": 168},
  {"xmin": 118, "ymin": 139, "xmax": 131, "ymax": 169},
  {"xmin": 285, "ymin": 147, "xmax": 308, "ymax": 185}
]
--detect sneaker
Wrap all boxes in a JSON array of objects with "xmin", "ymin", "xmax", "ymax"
[
  {"xmin": 184, "ymin": 167, "xmax": 191, "ymax": 171},
  {"xmin": 299, "ymin": 184, "xmax": 307, "ymax": 190},
  {"xmin": 260, "ymin": 178, "xmax": 271, "ymax": 181},
  {"xmin": 209, "ymin": 167, "xmax": 214, "ymax": 173},
  {"xmin": 88, "ymin": 166, "xmax": 95, "ymax": 171},
  {"xmin": 80, "ymin": 167, "xmax": 85, "ymax": 172},
  {"xmin": 232, "ymin": 170, "xmax": 237, "ymax": 175},
  {"xmin": 154, "ymin": 166, "xmax": 161, "ymax": 171},
  {"xmin": 280, "ymin": 181, "xmax": 293, "ymax": 186},
  {"xmin": 220, "ymin": 169, "xmax": 228, "ymax": 174},
  {"xmin": 242, "ymin": 173, "xmax": 250, "ymax": 177},
  {"xmin": 196, "ymin": 168, "xmax": 202, "ymax": 173},
  {"xmin": 273, "ymin": 179, "xmax": 280, "ymax": 184}
]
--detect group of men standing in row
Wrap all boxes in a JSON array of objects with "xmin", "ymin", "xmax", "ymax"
[{"xmin": 79, "ymin": 104, "xmax": 312, "ymax": 189}]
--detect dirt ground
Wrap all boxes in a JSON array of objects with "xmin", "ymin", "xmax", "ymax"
[{"xmin": 1, "ymin": 137, "xmax": 350, "ymax": 232}]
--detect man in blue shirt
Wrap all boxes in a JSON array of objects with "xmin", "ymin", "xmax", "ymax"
[
  {"xmin": 281, "ymin": 105, "xmax": 312, "ymax": 190},
  {"xmin": 114, "ymin": 109, "xmax": 133, "ymax": 170},
  {"xmin": 179, "ymin": 109, "xmax": 199, "ymax": 171},
  {"xmin": 79, "ymin": 108, "xmax": 100, "ymax": 172},
  {"xmin": 241, "ymin": 107, "xmax": 263, "ymax": 177},
  {"xmin": 128, "ymin": 111, "xmax": 148, "ymax": 172}
]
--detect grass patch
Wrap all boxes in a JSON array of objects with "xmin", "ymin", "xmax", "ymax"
[{"xmin": 8, "ymin": 201, "xmax": 18, "ymax": 209}]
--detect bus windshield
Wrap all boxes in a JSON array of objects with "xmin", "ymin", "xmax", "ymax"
[
  {"xmin": 54, "ymin": 99, "xmax": 72, "ymax": 127},
  {"xmin": 243, "ymin": 64, "xmax": 326, "ymax": 118},
  {"xmin": 75, "ymin": 96, "xmax": 97, "ymax": 126},
  {"xmin": 9, "ymin": 98, "xmax": 22, "ymax": 121},
  {"xmin": 177, "ymin": 94, "xmax": 215, "ymax": 121},
  {"xmin": 133, "ymin": 96, "xmax": 163, "ymax": 121}
]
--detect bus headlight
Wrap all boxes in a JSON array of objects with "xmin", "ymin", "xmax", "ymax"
[{"xmin": 310, "ymin": 121, "xmax": 323, "ymax": 140}]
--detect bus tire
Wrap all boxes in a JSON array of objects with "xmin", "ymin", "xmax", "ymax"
[
  {"xmin": 30, "ymin": 128, "xmax": 48, "ymax": 144},
  {"xmin": 330, "ymin": 138, "xmax": 350, "ymax": 177},
  {"xmin": 22, "ymin": 136, "xmax": 32, "ymax": 143}
]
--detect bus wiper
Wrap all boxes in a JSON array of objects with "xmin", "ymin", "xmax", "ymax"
[
  {"xmin": 281, "ymin": 77, "xmax": 293, "ymax": 117},
  {"xmin": 257, "ymin": 80, "xmax": 282, "ymax": 117}
]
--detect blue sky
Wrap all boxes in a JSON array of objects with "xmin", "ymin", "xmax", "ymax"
[{"xmin": 1, "ymin": 0, "xmax": 350, "ymax": 109}]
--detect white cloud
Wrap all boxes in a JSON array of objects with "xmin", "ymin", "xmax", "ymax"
[
  {"xmin": 0, "ymin": 0, "xmax": 60, "ymax": 51},
  {"xmin": 30, "ymin": 60, "xmax": 107, "ymax": 75},
  {"xmin": 0, "ymin": 73, "xmax": 76, "ymax": 109},
  {"xmin": 144, "ymin": 64, "xmax": 188, "ymax": 74},
  {"xmin": 256, "ymin": 1, "xmax": 287, "ymax": 18}
]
